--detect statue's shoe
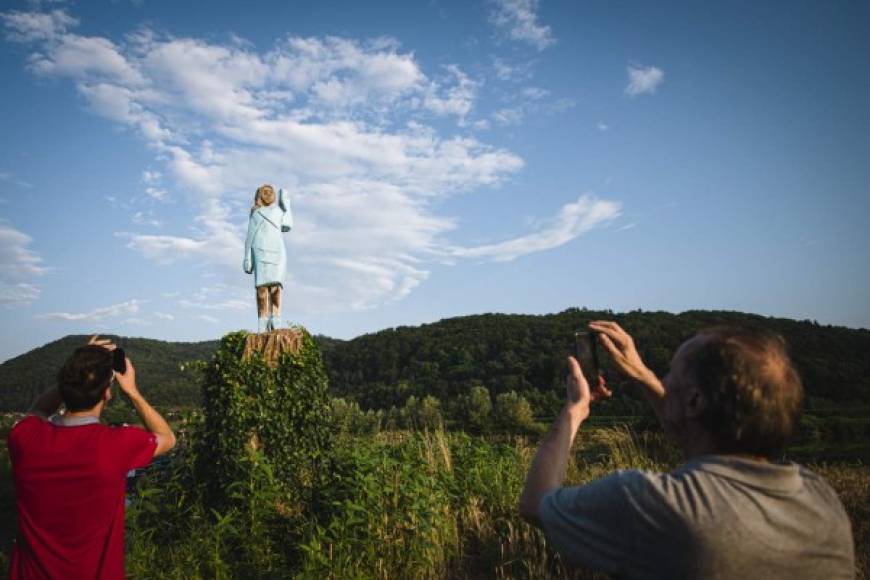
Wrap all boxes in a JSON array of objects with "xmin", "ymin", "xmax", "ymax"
[
  {"xmin": 258, "ymin": 317, "xmax": 269, "ymax": 333},
  {"xmin": 268, "ymin": 315, "xmax": 281, "ymax": 331}
]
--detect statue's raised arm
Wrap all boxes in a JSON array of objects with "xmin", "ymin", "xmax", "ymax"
[{"xmin": 278, "ymin": 188, "xmax": 293, "ymax": 232}]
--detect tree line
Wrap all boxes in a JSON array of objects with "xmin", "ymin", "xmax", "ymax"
[{"xmin": 1, "ymin": 309, "xmax": 869, "ymax": 414}]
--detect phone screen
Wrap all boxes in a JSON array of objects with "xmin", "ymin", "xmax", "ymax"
[{"xmin": 574, "ymin": 332, "xmax": 601, "ymax": 383}]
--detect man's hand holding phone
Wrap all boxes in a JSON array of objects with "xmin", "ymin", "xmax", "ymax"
[
  {"xmin": 113, "ymin": 357, "xmax": 139, "ymax": 398},
  {"xmin": 589, "ymin": 321, "xmax": 665, "ymax": 400},
  {"xmin": 565, "ymin": 354, "xmax": 612, "ymax": 421},
  {"xmin": 567, "ymin": 330, "xmax": 612, "ymax": 422}
]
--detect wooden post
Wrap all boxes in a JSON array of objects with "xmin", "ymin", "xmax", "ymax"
[{"xmin": 241, "ymin": 327, "xmax": 304, "ymax": 368}]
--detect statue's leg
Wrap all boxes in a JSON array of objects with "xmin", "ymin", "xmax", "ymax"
[
  {"xmin": 268, "ymin": 285, "xmax": 282, "ymax": 330},
  {"xmin": 256, "ymin": 286, "xmax": 269, "ymax": 333}
]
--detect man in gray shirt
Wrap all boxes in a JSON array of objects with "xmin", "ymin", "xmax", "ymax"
[{"xmin": 519, "ymin": 322, "xmax": 854, "ymax": 579}]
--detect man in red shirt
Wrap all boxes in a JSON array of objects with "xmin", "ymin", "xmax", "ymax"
[{"xmin": 7, "ymin": 336, "xmax": 176, "ymax": 579}]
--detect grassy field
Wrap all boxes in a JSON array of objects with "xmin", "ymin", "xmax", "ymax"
[{"xmin": 1, "ymin": 422, "xmax": 867, "ymax": 579}]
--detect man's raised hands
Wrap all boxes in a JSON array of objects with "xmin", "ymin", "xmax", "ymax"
[{"xmin": 588, "ymin": 321, "xmax": 666, "ymax": 399}]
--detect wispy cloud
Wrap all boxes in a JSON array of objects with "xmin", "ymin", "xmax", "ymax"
[
  {"xmin": 0, "ymin": 222, "xmax": 47, "ymax": 305},
  {"xmin": 625, "ymin": 63, "xmax": 664, "ymax": 97},
  {"xmin": 131, "ymin": 210, "xmax": 162, "ymax": 228},
  {"xmin": 0, "ymin": 170, "xmax": 33, "ymax": 189},
  {"xmin": 196, "ymin": 313, "xmax": 219, "ymax": 324},
  {"xmin": 490, "ymin": 86, "xmax": 573, "ymax": 127},
  {"xmin": 450, "ymin": 194, "xmax": 620, "ymax": 262},
  {"xmin": 0, "ymin": 282, "xmax": 40, "ymax": 305},
  {"xmin": 36, "ymin": 298, "xmax": 142, "ymax": 321},
  {"xmin": 489, "ymin": 0, "xmax": 555, "ymax": 51}
]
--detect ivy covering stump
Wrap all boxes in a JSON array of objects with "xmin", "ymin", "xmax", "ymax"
[{"xmin": 196, "ymin": 327, "xmax": 334, "ymax": 512}]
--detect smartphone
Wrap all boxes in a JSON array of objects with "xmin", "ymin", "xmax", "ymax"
[
  {"xmin": 574, "ymin": 332, "xmax": 601, "ymax": 383},
  {"xmin": 112, "ymin": 347, "xmax": 127, "ymax": 374}
]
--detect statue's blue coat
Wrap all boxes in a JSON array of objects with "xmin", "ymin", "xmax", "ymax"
[{"xmin": 243, "ymin": 189, "xmax": 293, "ymax": 287}]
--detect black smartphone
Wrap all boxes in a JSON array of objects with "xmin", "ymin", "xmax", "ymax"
[
  {"xmin": 112, "ymin": 347, "xmax": 127, "ymax": 374},
  {"xmin": 574, "ymin": 331, "xmax": 601, "ymax": 383}
]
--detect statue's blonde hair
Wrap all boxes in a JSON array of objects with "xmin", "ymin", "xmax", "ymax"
[{"xmin": 251, "ymin": 184, "xmax": 275, "ymax": 215}]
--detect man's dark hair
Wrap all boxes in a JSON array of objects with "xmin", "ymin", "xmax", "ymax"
[
  {"xmin": 57, "ymin": 345, "xmax": 113, "ymax": 412},
  {"xmin": 687, "ymin": 327, "xmax": 803, "ymax": 459}
]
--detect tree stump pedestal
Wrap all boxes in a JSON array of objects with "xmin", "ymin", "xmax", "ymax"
[{"xmin": 241, "ymin": 328, "xmax": 303, "ymax": 367}]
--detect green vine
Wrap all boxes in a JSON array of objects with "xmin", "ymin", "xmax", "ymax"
[{"xmin": 196, "ymin": 328, "xmax": 334, "ymax": 513}]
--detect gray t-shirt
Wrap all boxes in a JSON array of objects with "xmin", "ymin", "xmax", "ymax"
[{"xmin": 539, "ymin": 455, "xmax": 854, "ymax": 579}]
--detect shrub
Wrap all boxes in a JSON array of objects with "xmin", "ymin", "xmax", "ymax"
[
  {"xmin": 494, "ymin": 391, "xmax": 535, "ymax": 433},
  {"xmin": 330, "ymin": 397, "xmax": 382, "ymax": 436}
]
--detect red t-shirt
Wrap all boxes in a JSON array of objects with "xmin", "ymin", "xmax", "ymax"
[{"xmin": 7, "ymin": 415, "xmax": 157, "ymax": 580}]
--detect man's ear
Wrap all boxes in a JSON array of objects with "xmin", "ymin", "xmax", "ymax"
[
  {"xmin": 103, "ymin": 386, "xmax": 112, "ymax": 403},
  {"xmin": 684, "ymin": 386, "xmax": 707, "ymax": 419}
]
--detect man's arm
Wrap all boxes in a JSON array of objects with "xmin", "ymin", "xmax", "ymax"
[
  {"xmin": 114, "ymin": 358, "xmax": 176, "ymax": 457},
  {"xmin": 28, "ymin": 386, "xmax": 62, "ymax": 419},
  {"xmin": 519, "ymin": 402, "xmax": 585, "ymax": 526},
  {"xmin": 589, "ymin": 321, "xmax": 666, "ymax": 421},
  {"xmin": 520, "ymin": 357, "xmax": 610, "ymax": 526}
]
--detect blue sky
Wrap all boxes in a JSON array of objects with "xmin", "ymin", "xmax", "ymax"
[{"xmin": 1, "ymin": 0, "xmax": 868, "ymax": 362}]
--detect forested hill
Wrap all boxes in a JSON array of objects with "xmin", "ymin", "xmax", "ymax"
[
  {"xmin": 0, "ymin": 335, "xmax": 220, "ymax": 410},
  {"xmin": 321, "ymin": 309, "xmax": 870, "ymax": 414},
  {"xmin": 1, "ymin": 310, "xmax": 868, "ymax": 412}
]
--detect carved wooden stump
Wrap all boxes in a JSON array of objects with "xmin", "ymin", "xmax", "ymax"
[{"xmin": 241, "ymin": 327, "xmax": 304, "ymax": 368}]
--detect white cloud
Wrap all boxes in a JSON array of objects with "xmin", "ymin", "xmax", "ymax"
[
  {"xmin": 625, "ymin": 64, "xmax": 664, "ymax": 97},
  {"xmin": 521, "ymin": 86, "xmax": 549, "ymax": 100},
  {"xmin": 597, "ymin": 122, "xmax": 609, "ymax": 132},
  {"xmin": 489, "ymin": 0, "xmax": 555, "ymax": 51},
  {"xmin": 1, "ymin": 9, "xmax": 76, "ymax": 42},
  {"xmin": 492, "ymin": 107, "xmax": 524, "ymax": 126},
  {"xmin": 154, "ymin": 311, "xmax": 174, "ymax": 320},
  {"xmin": 132, "ymin": 211, "xmax": 162, "ymax": 227},
  {"xmin": 0, "ymin": 222, "xmax": 48, "ymax": 280},
  {"xmin": 196, "ymin": 313, "xmax": 219, "ymax": 323},
  {"xmin": 493, "ymin": 58, "xmax": 515, "ymax": 81},
  {"xmin": 140, "ymin": 170, "xmax": 168, "ymax": 200},
  {"xmin": 0, "ymin": 222, "xmax": 47, "ymax": 305},
  {"xmin": 36, "ymin": 298, "xmax": 142, "ymax": 321},
  {"xmin": 421, "ymin": 65, "xmax": 478, "ymax": 122},
  {"xmin": 450, "ymin": 194, "xmax": 620, "ymax": 261},
  {"xmin": 3, "ymin": 8, "xmax": 620, "ymax": 314}
]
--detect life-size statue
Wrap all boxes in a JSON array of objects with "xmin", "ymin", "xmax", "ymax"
[{"xmin": 243, "ymin": 184, "xmax": 293, "ymax": 333}]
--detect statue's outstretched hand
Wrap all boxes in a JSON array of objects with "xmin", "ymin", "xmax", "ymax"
[{"xmin": 244, "ymin": 259, "xmax": 253, "ymax": 274}]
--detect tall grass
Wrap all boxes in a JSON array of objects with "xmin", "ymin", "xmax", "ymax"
[{"xmin": 2, "ymin": 426, "xmax": 868, "ymax": 579}]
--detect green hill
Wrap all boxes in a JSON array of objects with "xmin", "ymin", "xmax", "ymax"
[
  {"xmin": 320, "ymin": 308, "xmax": 870, "ymax": 415},
  {"xmin": 0, "ymin": 335, "xmax": 220, "ymax": 410},
  {"xmin": 1, "ymin": 310, "xmax": 868, "ymax": 413}
]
